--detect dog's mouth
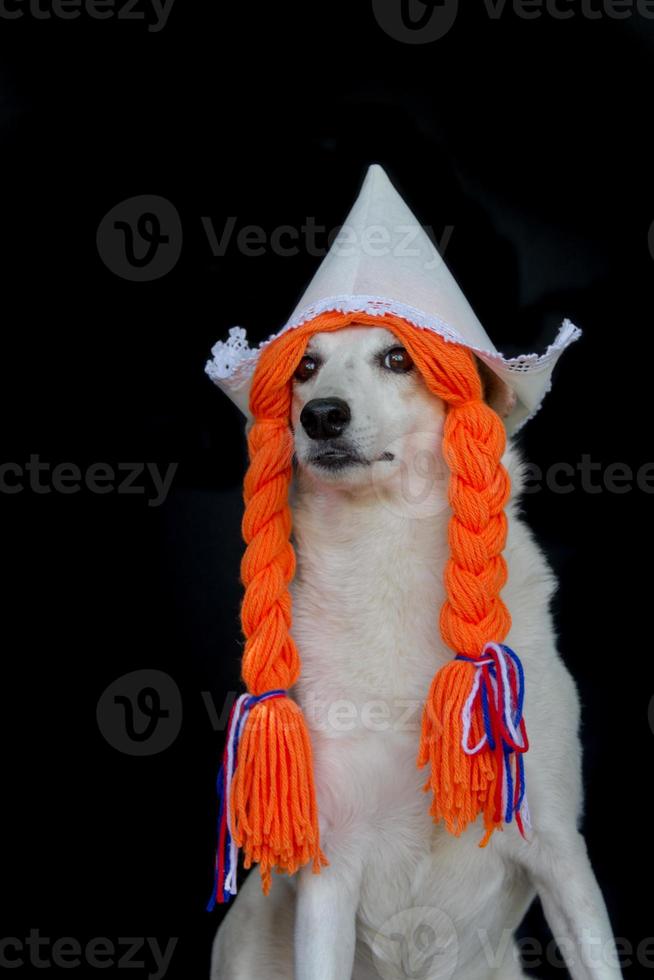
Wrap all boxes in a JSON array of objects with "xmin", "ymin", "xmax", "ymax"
[
  {"xmin": 304, "ymin": 440, "xmax": 395, "ymax": 471},
  {"xmin": 308, "ymin": 446, "xmax": 367, "ymax": 470}
]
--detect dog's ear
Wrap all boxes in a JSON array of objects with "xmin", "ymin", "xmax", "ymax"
[{"xmin": 474, "ymin": 357, "xmax": 517, "ymax": 420}]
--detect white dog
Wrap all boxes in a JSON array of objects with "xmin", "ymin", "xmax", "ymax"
[{"xmin": 211, "ymin": 325, "xmax": 620, "ymax": 980}]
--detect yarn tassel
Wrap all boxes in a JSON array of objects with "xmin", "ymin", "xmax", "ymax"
[
  {"xmin": 207, "ymin": 689, "xmax": 327, "ymax": 909},
  {"xmin": 417, "ymin": 642, "xmax": 529, "ymax": 844}
]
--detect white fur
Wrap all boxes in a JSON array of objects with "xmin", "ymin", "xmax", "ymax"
[{"xmin": 212, "ymin": 328, "xmax": 621, "ymax": 980}]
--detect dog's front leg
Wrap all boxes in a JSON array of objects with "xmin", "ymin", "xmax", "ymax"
[
  {"xmin": 294, "ymin": 852, "xmax": 362, "ymax": 980},
  {"xmin": 520, "ymin": 830, "xmax": 622, "ymax": 980}
]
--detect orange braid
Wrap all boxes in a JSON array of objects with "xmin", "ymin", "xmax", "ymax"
[{"xmin": 231, "ymin": 309, "xmax": 512, "ymax": 893}]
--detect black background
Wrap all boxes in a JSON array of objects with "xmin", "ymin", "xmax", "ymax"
[{"xmin": 1, "ymin": 2, "xmax": 653, "ymax": 977}]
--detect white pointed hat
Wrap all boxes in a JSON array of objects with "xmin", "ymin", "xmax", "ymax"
[{"xmin": 206, "ymin": 164, "xmax": 581, "ymax": 433}]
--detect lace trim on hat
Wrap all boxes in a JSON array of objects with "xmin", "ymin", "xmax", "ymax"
[{"xmin": 204, "ymin": 295, "xmax": 581, "ymax": 389}]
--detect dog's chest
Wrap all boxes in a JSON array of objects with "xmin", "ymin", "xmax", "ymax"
[
  {"xmin": 289, "ymin": 491, "xmax": 452, "ymax": 845},
  {"xmin": 290, "ymin": 490, "xmax": 451, "ymax": 737},
  {"xmin": 286, "ymin": 475, "xmax": 537, "ymax": 962}
]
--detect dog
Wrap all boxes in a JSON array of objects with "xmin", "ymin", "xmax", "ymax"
[{"xmin": 211, "ymin": 325, "xmax": 620, "ymax": 980}]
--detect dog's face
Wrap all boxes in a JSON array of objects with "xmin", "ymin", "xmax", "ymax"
[{"xmin": 291, "ymin": 326, "xmax": 447, "ymax": 494}]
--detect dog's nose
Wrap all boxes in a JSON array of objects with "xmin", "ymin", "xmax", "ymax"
[{"xmin": 300, "ymin": 398, "xmax": 351, "ymax": 440}]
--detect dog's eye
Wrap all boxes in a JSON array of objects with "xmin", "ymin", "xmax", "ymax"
[
  {"xmin": 294, "ymin": 355, "xmax": 319, "ymax": 383},
  {"xmin": 383, "ymin": 347, "xmax": 413, "ymax": 373}
]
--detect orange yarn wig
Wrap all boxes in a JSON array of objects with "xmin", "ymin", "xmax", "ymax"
[{"xmin": 211, "ymin": 308, "xmax": 529, "ymax": 902}]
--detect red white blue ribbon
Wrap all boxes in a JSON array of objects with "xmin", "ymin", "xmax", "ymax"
[
  {"xmin": 455, "ymin": 643, "xmax": 530, "ymax": 836},
  {"xmin": 207, "ymin": 689, "xmax": 287, "ymax": 910}
]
